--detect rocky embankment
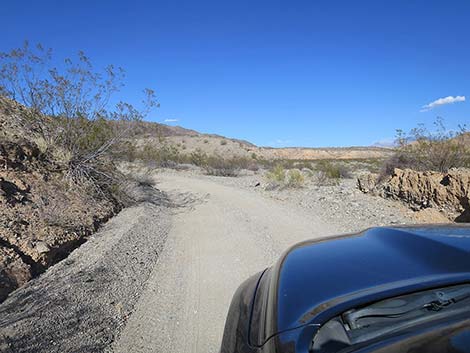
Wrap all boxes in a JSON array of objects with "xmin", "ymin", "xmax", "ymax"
[
  {"xmin": 0, "ymin": 140, "xmax": 119, "ymax": 302},
  {"xmin": 358, "ymin": 168, "xmax": 470, "ymax": 222},
  {"xmin": 0, "ymin": 98, "xmax": 120, "ymax": 303}
]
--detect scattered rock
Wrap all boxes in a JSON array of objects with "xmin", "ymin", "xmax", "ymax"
[{"xmin": 35, "ymin": 241, "xmax": 50, "ymax": 254}]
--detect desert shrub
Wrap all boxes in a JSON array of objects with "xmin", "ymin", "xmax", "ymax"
[
  {"xmin": 314, "ymin": 161, "xmax": 341, "ymax": 179},
  {"xmin": 313, "ymin": 161, "xmax": 353, "ymax": 185},
  {"xmin": 266, "ymin": 165, "xmax": 305, "ymax": 188},
  {"xmin": 203, "ymin": 139, "xmax": 209, "ymax": 144},
  {"xmin": 286, "ymin": 169, "xmax": 305, "ymax": 188},
  {"xmin": 189, "ymin": 149, "xmax": 208, "ymax": 167},
  {"xmin": 314, "ymin": 171, "xmax": 331, "ymax": 186},
  {"xmin": 220, "ymin": 140, "xmax": 227, "ymax": 145},
  {"xmin": 202, "ymin": 155, "xmax": 260, "ymax": 176},
  {"xmin": 230, "ymin": 156, "xmax": 259, "ymax": 171},
  {"xmin": 382, "ymin": 118, "xmax": 469, "ymax": 177},
  {"xmin": 293, "ymin": 161, "xmax": 313, "ymax": 170},
  {"xmin": 266, "ymin": 164, "xmax": 286, "ymax": 184},
  {"xmin": 348, "ymin": 158, "xmax": 385, "ymax": 174},
  {"xmin": 337, "ymin": 164, "xmax": 353, "ymax": 178},
  {"xmin": 124, "ymin": 143, "xmax": 183, "ymax": 168},
  {"xmin": 0, "ymin": 42, "xmax": 158, "ymax": 190},
  {"xmin": 204, "ymin": 156, "xmax": 239, "ymax": 177},
  {"xmin": 116, "ymin": 141, "xmax": 138, "ymax": 161}
]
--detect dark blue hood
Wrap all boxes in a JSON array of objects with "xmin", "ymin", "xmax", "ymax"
[{"xmin": 273, "ymin": 226, "xmax": 470, "ymax": 336}]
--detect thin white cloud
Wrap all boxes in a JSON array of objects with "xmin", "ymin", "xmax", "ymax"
[
  {"xmin": 420, "ymin": 95, "xmax": 465, "ymax": 112},
  {"xmin": 272, "ymin": 139, "xmax": 293, "ymax": 146},
  {"xmin": 163, "ymin": 118, "xmax": 179, "ymax": 123},
  {"xmin": 372, "ymin": 138, "xmax": 396, "ymax": 148}
]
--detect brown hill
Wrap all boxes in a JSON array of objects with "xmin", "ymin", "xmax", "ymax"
[{"xmin": 133, "ymin": 120, "xmax": 394, "ymax": 161}]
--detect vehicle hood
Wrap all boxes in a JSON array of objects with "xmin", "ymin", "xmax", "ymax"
[{"xmin": 272, "ymin": 226, "xmax": 470, "ymax": 337}]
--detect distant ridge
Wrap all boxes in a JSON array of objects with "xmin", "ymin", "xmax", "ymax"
[{"xmin": 134, "ymin": 120, "xmax": 395, "ymax": 160}]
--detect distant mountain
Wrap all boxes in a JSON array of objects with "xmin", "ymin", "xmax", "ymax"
[{"xmin": 133, "ymin": 120, "xmax": 395, "ymax": 160}]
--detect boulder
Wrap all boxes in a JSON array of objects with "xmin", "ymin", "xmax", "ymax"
[{"xmin": 357, "ymin": 173, "xmax": 379, "ymax": 194}]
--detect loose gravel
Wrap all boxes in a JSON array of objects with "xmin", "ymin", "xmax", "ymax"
[{"xmin": 0, "ymin": 201, "xmax": 171, "ymax": 353}]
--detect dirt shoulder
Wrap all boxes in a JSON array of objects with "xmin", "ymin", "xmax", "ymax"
[{"xmin": 0, "ymin": 199, "xmax": 171, "ymax": 353}]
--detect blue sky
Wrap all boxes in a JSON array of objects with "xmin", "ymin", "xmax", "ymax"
[{"xmin": 1, "ymin": 0, "xmax": 469, "ymax": 147}]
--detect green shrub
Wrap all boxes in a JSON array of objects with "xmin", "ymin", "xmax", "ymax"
[
  {"xmin": 314, "ymin": 161, "xmax": 341, "ymax": 179},
  {"xmin": 286, "ymin": 169, "xmax": 305, "ymax": 188},
  {"xmin": 220, "ymin": 140, "xmax": 228, "ymax": 146},
  {"xmin": 266, "ymin": 164, "xmax": 286, "ymax": 183}
]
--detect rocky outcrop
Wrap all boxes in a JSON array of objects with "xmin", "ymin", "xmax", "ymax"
[
  {"xmin": 357, "ymin": 173, "xmax": 380, "ymax": 194},
  {"xmin": 0, "ymin": 95, "xmax": 123, "ymax": 304},
  {"xmin": 358, "ymin": 168, "xmax": 470, "ymax": 222}
]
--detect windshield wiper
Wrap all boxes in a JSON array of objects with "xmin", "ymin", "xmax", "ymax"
[{"xmin": 343, "ymin": 286, "xmax": 470, "ymax": 330}]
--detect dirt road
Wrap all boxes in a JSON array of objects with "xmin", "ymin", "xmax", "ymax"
[
  {"xmin": 112, "ymin": 174, "xmax": 335, "ymax": 353},
  {"xmin": 0, "ymin": 173, "xmax": 336, "ymax": 353}
]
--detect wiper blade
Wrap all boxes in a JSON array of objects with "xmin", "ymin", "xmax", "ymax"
[{"xmin": 343, "ymin": 286, "xmax": 470, "ymax": 330}]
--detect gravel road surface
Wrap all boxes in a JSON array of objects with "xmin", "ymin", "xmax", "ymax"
[
  {"xmin": 0, "ymin": 173, "xmax": 338, "ymax": 353},
  {"xmin": 112, "ymin": 173, "xmax": 336, "ymax": 353}
]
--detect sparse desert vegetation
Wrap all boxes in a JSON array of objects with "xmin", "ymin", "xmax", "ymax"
[
  {"xmin": 2, "ymin": 3, "xmax": 470, "ymax": 353},
  {"xmin": 2, "ymin": 50, "xmax": 467, "ymax": 308},
  {"xmin": 380, "ymin": 118, "xmax": 469, "ymax": 177},
  {"xmin": 356, "ymin": 119, "xmax": 470, "ymax": 222}
]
